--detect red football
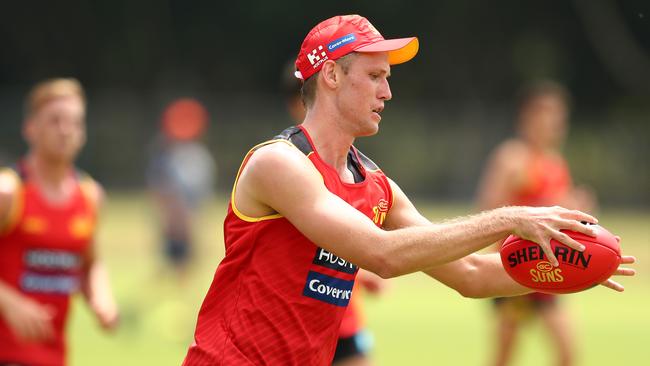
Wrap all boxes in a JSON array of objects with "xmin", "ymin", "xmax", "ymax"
[{"xmin": 500, "ymin": 224, "xmax": 621, "ymax": 294}]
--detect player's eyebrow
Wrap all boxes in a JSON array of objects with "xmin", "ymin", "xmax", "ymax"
[
  {"xmin": 377, "ymin": 67, "xmax": 391, "ymax": 78},
  {"xmin": 383, "ymin": 64, "xmax": 392, "ymax": 78}
]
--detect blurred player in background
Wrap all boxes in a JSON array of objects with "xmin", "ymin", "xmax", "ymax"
[
  {"xmin": 0, "ymin": 78, "xmax": 118, "ymax": 366},
  {"xmin": 477, "ymin": 81, "xmax": 597, "ymax": 366},
  {"xmin": 147, "ymin": 98, "xmax": 216, "ymax": 279},
  {"xmin": 282, "ymin": 59, "xmax": 388, "ymax": 366},
  {"xmin": 282, "ymin": 59, "xmax": 308, "ymax": 124},
  {"xmin": 333, "ymin": 271, "xmax": 386, "ymax": 366}
]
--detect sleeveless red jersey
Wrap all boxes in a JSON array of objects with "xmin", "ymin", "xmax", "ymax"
[
  {"xmin": 512, "ymin": 150, "xmax": 571, "ymax": 207},
  {"xmin": 513, "ymin": 149, "xmax": 572, "ymax": 302},
  {"xmin": 183, "ymin": 126, "xmax": 393, "ymax": 365},
  {"xmin": 0, "ymin": 163, "xmax": 97, "ymax": 366}
]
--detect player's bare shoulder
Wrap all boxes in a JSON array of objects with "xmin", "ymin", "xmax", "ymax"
[
  {"xmin": 77, "ymin": 173, "xmax": 105, "ymax": 211},
  {"xmin": 247, "ymin": 141, "xmax": 311, "ymax": 174},
  {"xmin": 0, "ymin": 168, "xmax": 21, "ymax": 229},
  {"xmin": 491, "ymin": 138, "xmax": 530, "ymax": 171},
  {"xmin": 240, "ymin": 141, "xmax": 320, "ymax": 188},
  {"xmin": 235, "ymin": 140, "xmax": 323, "ymax": 217},
  {"xmin": 494, "ymin": 138, "xmax": 528, "ymax": 159}
]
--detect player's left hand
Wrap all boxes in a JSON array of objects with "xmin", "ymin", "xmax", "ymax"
[
  {"xmin": 600, "ymin": 255, "xmax": 636, "ymax": 292},
  {"xmin": 599, "ymin": 236, "xmax": 636, "ymax": 292}
]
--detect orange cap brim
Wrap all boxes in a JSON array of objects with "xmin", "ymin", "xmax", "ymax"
[{"xmin": 355, "ymin": 37, "xmax": 419, "ymax": 65}]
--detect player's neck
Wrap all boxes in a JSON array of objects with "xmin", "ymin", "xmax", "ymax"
[
  {"xmin": 25, "ymin": 153, "xmax": 74, "ymax": 194},
  {"xmin": 301, "ymin": 114, "xmax": 354, "ymax": 174},
  {"xmin": 522, "ymin": 138, "xmax": 558, "ymax": 156}
]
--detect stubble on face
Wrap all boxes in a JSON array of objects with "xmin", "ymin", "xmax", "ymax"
[{"xmin": 335, "ymin": 53, "xmax": 391, "ymax": 138}]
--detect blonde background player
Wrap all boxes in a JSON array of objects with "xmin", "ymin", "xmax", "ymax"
[{"xmin": 0, "ymin": 78, "xmax": 118, "ymax": 366}]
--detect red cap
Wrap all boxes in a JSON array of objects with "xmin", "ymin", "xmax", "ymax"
[{"xmin": 295, "ymin": 15, "xmax": 419, "ymax": 81}]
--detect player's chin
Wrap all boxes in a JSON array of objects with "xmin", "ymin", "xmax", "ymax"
[
  {"xmin": 358, "ymin": 121, "xmax": 380, "ymax": 137},
  {"xmin": 46, "ymin": 148, "xmax": 80, "ymax": 163}
]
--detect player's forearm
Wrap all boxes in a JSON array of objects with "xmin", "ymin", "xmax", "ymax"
[
  {"xmin": 422, "ymin": 253, "xmax": 530, "ymax": 298},
  {"xmin": 463, "ymin": 253, "xmax": 530, "ymax": 298},
  {"xmin": 377, "ymin": 207, "xmax": 519, "ymax": 277},
  {"xmin": 82, "ymin": 261, "xmax": 114, "ymax": 306},
  {"xmin": 81, "ymin": 260, "xmax": 119, "ymax": 330}
]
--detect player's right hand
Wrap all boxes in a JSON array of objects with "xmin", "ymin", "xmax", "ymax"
[
  {"xmin": 1, "ymin": 294, "xmax": 55, "ymax": 342},
  {"xmin": 90, "ymin": 294, "xmax": 120, "ymax": 332},
  {"xmin": 510, "ymin": 205, "xmax": 598, "ymax": 267}
]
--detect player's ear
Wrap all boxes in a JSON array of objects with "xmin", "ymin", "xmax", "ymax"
[{"xmin": 320, "ymin": 60, "xmax": 339, "ymax": 90}]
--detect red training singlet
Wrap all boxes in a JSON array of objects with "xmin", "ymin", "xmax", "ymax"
[
  {"xmin": 183, "ymin": 126, "xmax": 393, "ymax": 365},
  {"xmin": 514, "ymin": 149, "xmax": 572, "ymax": 302},
  {"xmin": 512, "ymin": 151, "xmax": 571, "ymax": 207},
  {"xmin": 0, "ymin": 163, "xmax": 97, "ymax": 366}
]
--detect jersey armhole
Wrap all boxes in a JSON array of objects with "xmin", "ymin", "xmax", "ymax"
[
  {"xmin": 230, "ymin": 139, "xmax": 295, "ymax": 223},
  {"xmin": 0, "ymin": 168, "xmax": 24, "ymax": 236},
  {"xmin": 77, "ymin": 172, "xmax": 100, "ymax": 218}
]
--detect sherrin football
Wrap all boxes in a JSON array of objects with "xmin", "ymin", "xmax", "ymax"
[{"xmin": 500, "ymin": 224, "xmax": 621, "ymax": 294}]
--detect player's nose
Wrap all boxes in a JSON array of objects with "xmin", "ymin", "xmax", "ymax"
[{"xmin": 378, "ymin": 78, "xmax": 392, "ymax": 101}]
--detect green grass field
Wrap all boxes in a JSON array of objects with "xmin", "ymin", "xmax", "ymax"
[{"xmin": 68, "ymin": 193, "xmax": 649, "ymax": 366}]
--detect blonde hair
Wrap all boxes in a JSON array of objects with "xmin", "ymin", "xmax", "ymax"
[{"xmin": 25, "ymin": 78, "xmax": 86, "ymax": 117}]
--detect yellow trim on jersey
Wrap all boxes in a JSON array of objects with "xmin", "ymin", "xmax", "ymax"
[
  {"xmin": 77, "ymin": 174, "xmax": 100, "ymax": 240},
  {"xmin": 230, "ymin": 139, "xmax": 295, "ymax": 223},
  {"xmin": 0, "ymin": 168, "xmax": 24, "ymax": 236},
  {"xmin": 389, "ymin": 181, "xmax": 395, "ymax": 211},
  {"xmin": 77, "ymin": 173, "xmax": 98, "ymax": 213}
]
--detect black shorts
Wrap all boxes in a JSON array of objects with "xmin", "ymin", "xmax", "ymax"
[
  {"xmin": 164, "ymin": 237, "xmax": 190, "ymax": 265},
  {"xmin": 332, "ymin": 330, "xmax": 372, "ymax": 363},
  {"xmin": 492, "ymin": 293, "xmax": 557, "ymax": 310}
]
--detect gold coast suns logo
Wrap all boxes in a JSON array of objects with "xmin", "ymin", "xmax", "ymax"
[
  {"xmin": 530, "ymin": 261, "xmax": 564, "ymax": 283},
  {"xmin": 69, "ymin": 215, "xmax": 94, "ymax": 240},
  {"xmin": 22, "ymin": 216, "xmax": 48, "ymax": 234},
  {"xmin": 371, "ymin": 199, "xmax": 389, "ymax": 226}
]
